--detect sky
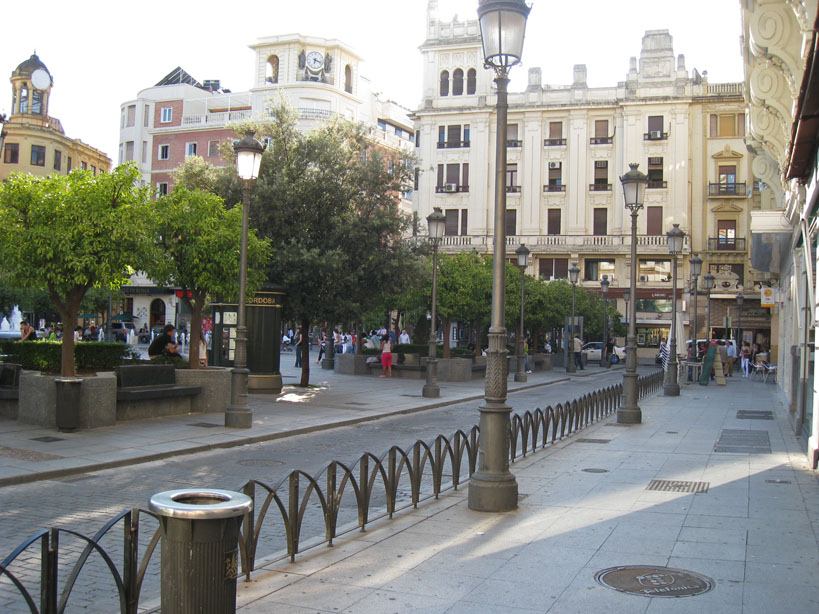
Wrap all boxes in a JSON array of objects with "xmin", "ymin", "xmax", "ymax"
[{"xmin": 0, "ymin": 0, "xmax": 745, "ymax": 162}]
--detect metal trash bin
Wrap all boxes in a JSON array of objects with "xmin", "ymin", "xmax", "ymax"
[
  {"xmin": 55, "ymin": 378, "xmax": 83, "ymax": 432},
  {"xmin": 149, "ymin": 489, "xmax": 253, "ymax": 614}
]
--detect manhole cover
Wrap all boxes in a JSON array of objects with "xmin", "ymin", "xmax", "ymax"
[
  {"xmin": 582, "ymin": 468, "xmax": 609, "ymax": 473},
  {"xmin": 736, "ymin": 410, "xmax": 774, "ymax": 420},
  {"xmin": 237, "ymin": 459, "xmax": 285, "ymax": 467},
  {"xmin": 576, "ymin": 438, "xmax": 611, "ymax": 444},
  {"xmin": 714, "ymin": 429, "xmax": 771, "ymax": 454},
  {"xmin": 595, "ymin": 565, "xmax": 714, "ymax": 597}
]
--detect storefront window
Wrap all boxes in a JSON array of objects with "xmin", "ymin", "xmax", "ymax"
[
  {"xmin": 636, "ymin": 327, "xmax": 667, "ymax": 348},
  {"xmin": 636, "ymin": 299, "xmax": 671, "ymax": 313}
]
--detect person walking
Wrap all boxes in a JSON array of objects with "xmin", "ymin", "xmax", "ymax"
[
  {"xmin": 380, "ymin": 334, "xmax": 393, "ymax": 377},
  {"xmin": 316, "ymin": 331, "xmax": 327, "ymax": 364},
  {"xmin": 294, "ymin": 327, "xmax": 303, "ymax": 368},
  {"xmin": 741, "ymin": 341, "xmax": 751, "ymax": 377},
  {"xmin": 573, "ymin": 335, "xmax": 584, "ymax": 370},
  {"xmin": 726, "ymin": 340, "xmax": 736, "ymax": 376},
  {"xmin": 717, "ymin": 340, "xmax": 729, "ymax": 378}
]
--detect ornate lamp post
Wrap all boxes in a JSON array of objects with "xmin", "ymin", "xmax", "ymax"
[
  {"xmin": 225, "ymin": 133, "xmax": 264, "ymax": 428},
  {"xmin": 601, "ymin": 275, "xmax": 610, "ymax": 368},
  {"xmin": 664, "ymin": 224, "xmax": 685, "ymax": 396},
  {"xmin": 703, "ymin": 271, "xmax": 715, "ymax": 342},
  {"xmin": 423, "ymin": 207, "xmax": 446, "ymax": 398},
  {"xmin": 617, "ymin": 163, "xmax": 648, "ymax": 424},
  {"xmin": 567, "ymin": 263, "xmax": 580, "ymax": 373},
  {"xmin": 736, "ymin": 292, "xmax": 744, "ymax": 347},
  {"xmin": 469, "ymin": 0, "xmax": 531, "ymax": 513},
  {"xmin": 689, "ymin": 254, "xmax": 702, "ymax": 357},
  {"xmin": 514, "ymin": 244, "xmax": 530, "ymax": 382}
]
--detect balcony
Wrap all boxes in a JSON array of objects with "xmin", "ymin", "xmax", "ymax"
[
  {"xmin": 506, "ymin": 185, "xmax": 521, "ymax": 193},
  {"xmin": 707, "ymin": 237, "xmax": 747, "ymax": 252},
  {"xmin": 643, "ymin": 131, "xmax": 669, "ymax": 141},
  {"xmin": 435, "ymin": 184, "xmax": 469, "ymax": 194},
  {"xmin": 647, "ymin": 181, "xmax": 668, "ymax": 189},
  {"xmin": 543, "ymin": 184, "xmax": 566, "ymax": 192},
  {"xmin": 589, "ymin": 183, "xmax": 612, "ymax": 192},
  {"xmin": 506, "ymin": 139, "xmax": 522, "ymax": 148},
  {"xmin": 436, "ymin": 140, "xmax": 470, "ymax": 149},
  {"xmin": 590, "ymin": 136, "xmax": 613, "ymax": 145},
  {"xmin": 544, "ymin": 138, "xmax": 566, "ymax": 146},
  {"xmin": 438, "ymin": 233, "xmax": 690, "ymax": 255},
  {"xmin": 180, "ymin": 109, "xmax": 252, "ymax": 127},
  {"xmin": 709, "ymin": 182, "xmax": 747, "ymax": 197}
]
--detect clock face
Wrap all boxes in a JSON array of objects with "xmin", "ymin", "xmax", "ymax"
[
  {"xmin": 306, "ymin": 51, "xmax": 324, "ymax": 71},
  {"xmin": 31, "ymin": 68, "xmax": 51, "ymax": 91}
]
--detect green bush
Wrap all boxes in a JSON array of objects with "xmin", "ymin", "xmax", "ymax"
[{"xmin": 0, "ymin": 340, "xmax": 141, "ymax": 373}]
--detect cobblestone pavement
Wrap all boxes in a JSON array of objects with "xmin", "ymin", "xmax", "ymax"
[{"xmin": 0, "ymin": 370, "xmax": 628, "ymax": 613}]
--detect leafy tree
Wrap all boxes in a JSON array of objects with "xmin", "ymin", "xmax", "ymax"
[
  {"xmin": 144, "ymin": 187, "xmax": 271, "ymax": 368},
  {"xmin": 240, "ymin": 102, "xmax": 421, "ymax": 386},
  {"xmin": 172, "ymin": 155, "xmax": 241, "ymax": 204},
  {"xmin": 435, "ymin": 251, "xmax": 492, "ymax": 357},
  {"xmin": 0, "ymin": 166, "xmax": 153, "ymax": 376}
]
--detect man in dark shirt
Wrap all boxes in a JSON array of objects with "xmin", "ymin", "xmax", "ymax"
[
  {"xmin": 148, "ymin": 324, "xmax": 181, "ymax": 358},
  {"xmin": 19, "ymin": 321, "xmax": 37, "ymax": 341}
]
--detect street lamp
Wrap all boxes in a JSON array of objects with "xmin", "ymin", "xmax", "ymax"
[
  {"xmin": 689, "ymin": 254, "xmax": 702, "ymax": 357},
  {"xmin": 736, "ymin": 292, "xmax": 744, "ymax": 348},
  {"xmin": 567, "ymin": 263, "xmax": 580, "ymax": 373},
  {"xmin": 225, "ymin": 133, "xmax": 264, "ymax": 429},
  {"xmin": 703, "ymin": 271, "xmax": 715, "ymax": 342},
  {"xmin": 618, "ymin": 163, "xmax": 648, "ymax": 424},
  {"xmin": 514, "ymin": 244, "xmax": 530, "ymax": 382},
  {"xmin": 469, "ymin": 0, "xmax": 531, "ymax": 514},
  {"xmin": 664, "ymin": 224, "xmax": 685, "ymax": 396},
  {"xmin": 601, "ymin": 275, "xmax": 610, "ymax": 368},
  {"xmin": 423, "ymin": 207, "xmax": 446, "ymax": 398}
]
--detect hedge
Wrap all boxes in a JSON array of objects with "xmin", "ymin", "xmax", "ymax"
[{"xmin": 0, "ymin": 341, "xmax": 142, "ymax": 373}]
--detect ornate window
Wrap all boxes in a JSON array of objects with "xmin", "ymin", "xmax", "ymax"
[
  {"xmin": 266, "ymin": 55, "xmax": 279, "ymax": 84},
  {"xmin": 439, "ymin": 71, "xmax": 449, "ymax": 97},
  {"xmin": 453, "ymin": 69, "xmax": 464, "ymax": 96},
  {"xmin": 467, "ymin": 69, "xmax": 476, "ymax": 94},
  {"xmin": 345, "ymin": 65, "xmax": 352, "ymax": 93}
]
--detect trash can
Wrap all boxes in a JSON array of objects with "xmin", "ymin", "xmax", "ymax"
[
  {"xmin": 149, "ymin": 489, "xmax": 253, "ymax": 614},
  {"xmin": 55, "ymin": 378, "xmax": 83, "ymax": 432}
]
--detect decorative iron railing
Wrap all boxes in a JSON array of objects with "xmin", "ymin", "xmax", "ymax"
[{"xmin": 0, "ymin": 371, "xmax": 663, "ymax": 613}]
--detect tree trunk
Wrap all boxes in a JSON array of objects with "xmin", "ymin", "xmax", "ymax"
[
  {"xmin": 442, "ymin": 317, "xmax": 451, "ymax": 359},
  {"xmin": 50, "ymin": 285, "xmax": 86, "ymax": 377},
  {"xmin": 300, "ymin": 316, "xmax": 310, "ymax": 387},
  {"xmin": 185, "ymin": 295, "xmax": 205, "ymax": 368}
]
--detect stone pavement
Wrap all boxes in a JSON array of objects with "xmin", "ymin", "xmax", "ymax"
[
  {"xmin": 0, "ymin": 357, "xmax": 600, "ymax": 486},
  {"xmin": 231, "ymin": 374, "xmax": 819, "ymax": 614}
]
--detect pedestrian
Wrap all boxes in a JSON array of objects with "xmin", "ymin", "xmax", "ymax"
[
  {"xmin": 19, "ymin": 320, "xmax": 37, "ymax": 341},
  {"xmin": 380, "ymin": 334, "xmax": 393, "ymax": 377},
  {"xmin": 199, "ymin": 332, "xmax": 208, "ymax": 367},
  {"xmin": 399, "ymin": 328, "xmax": 410, "ymax": 344},
  {"xmin": 573, "ymin": 335, "xmax": 584, "ymax": 370},
  {"xmin": 316, "ymin": 331, "xmax": 327, "ymax": 363},
  {"xmin": 524, "ymin": 337, "xmax": 532, "ymax": 373},
  {"xmin": 726, "ymin": 340, "xmax": 736, "ymax": 376},
  {"xmin": 148, "ymin": 324, "xmax": 181, "ymax": 359},
  {"xmin": 294, "ymin": 327, "xmax": 303, "ymax": 367},
  {"xmin": 717, "ymin": 340, "xmax": 728, "ymax": 377},
  {"xmin": 741, "ymin": 341, "xmax": 751, "ymax": 377}
]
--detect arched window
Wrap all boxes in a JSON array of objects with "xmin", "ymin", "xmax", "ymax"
[
  {"xmin": 266, "ymin": 55, "xmax": 279, "ymax": 84},
  {"xmin": 345, "ymin": 65, "xmax": 353, "ymax": 93},
  {"xmin": 19, "ymin": 85, "xmax": 28, "ymax": 114},
  {"xmin": 467, "ymin": 69, "xmax": 477, "ymax": 95},
  {"xmin": 440, "ymin": 71, "xmax": 450, "ymax": 97},
  {"xmin": 453, "ymin": 69, "xmax": 464, "ymax": 96}
]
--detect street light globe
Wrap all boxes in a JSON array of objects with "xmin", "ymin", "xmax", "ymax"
[
  {"xmin": 427, "ymin": 207, "xmax": 446, "ymax": 242},
  {"xmin": 516, "ymin": 243, "xmax": 530, "ymax": 268},
  {"xmin": 233, "ymin": 133, "xmax": 265, "ymax": 181},
  {"xmin": 477, "ymin": 0, "xmax": 532, "ymax": 69},
  {"xmin": 737, "ymin": 292, "xmax": 744, "ymax": 306},
  {"xmin": 619, "ymin": 163, "xmax": 648, "ymax": 212},
  {"xmin": 600, "ymin": 275, "xmax": 609, "ymax": 293},
  {"xmin": 703, "ymin": 271, "xmax": 715, "ymax": 291},
  {"xmin": 689, "ymin": 254, "xmax": 703, "ymax": 278},
  {"xmin": 568, "ymin": 262, "xmax": 580, "ymax": 284},
  {"xmin": 667, "ymin": 223, "xmax": 685, "ymax": 255}
]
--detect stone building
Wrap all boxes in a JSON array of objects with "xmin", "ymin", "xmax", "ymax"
[
  {"xmin": 0, "ymin": 53, "xmax": 110, "ymax": 182},
  {"xmin": 413, "ymin": 2, "xmax": 761, "ymax": 358},
  {"xmin": 741, "ymin": 0, "xmax": 819, "ymax": 468}
]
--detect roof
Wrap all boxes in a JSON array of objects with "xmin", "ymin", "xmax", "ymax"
[
  {"xmin": 155, "ymin": 67, "xmax": 202, "ymax": 88},
  {"xmin": 13, "ymin": 53, "xmax": 51, "ymax": 78}
]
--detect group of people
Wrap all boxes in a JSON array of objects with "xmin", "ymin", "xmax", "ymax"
[{"xmin": 686, "ymin": 338, "xmax": 767, "ymax": 379}]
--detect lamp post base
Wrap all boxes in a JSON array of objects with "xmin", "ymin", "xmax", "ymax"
[
  {"xmin": 225, "ymin": 407, "xmax": 252, "ymax": 428},
  {"xmin": 514, "ymin": 372, "xmax": 528, "ymax": 382},
  {"xmin": 422, "ymin": 384, "xmax": 440, "ymax": 398},
  {"xmin": 468, "ymin": 471, "xmax": 518, "ymax": 512},
  {"xmin": 225, "ymin": 367, "xmax": 252, "ymax": 428},
  {"xmin": 617, "ymin": 406, "xmax": 642, "ymax": 424},
  {"xmin": 663, "ymin": 382, "xmax": 680, "ymax": 396}
]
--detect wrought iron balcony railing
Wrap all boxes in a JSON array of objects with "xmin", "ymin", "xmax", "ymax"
[
  {"xmin": 543, "ymin": 184, "xmax": 566, "ymax": 192},
  {"xmin": 643, "ymin": 131, "xmax": 669, "ymax": 141},
  {"xmin": 647, "ymin": 181, "xmax": 668, "ymax": 189},
  {"xmin": 544, "ymin": 138, "xmax": 567, "ymax": 146},
  {"xmin": 436, "ymin": 140, "xmax": 470, "ymax": 149},
  {"xmin": 590, "ymin": 136, "xmax": 613, "ymax": 145},
  {"xmin": 707, "ymin": 237, "xmax": 746, "ymax": 251},
  {"xmin": 709, "ymin": 182, "xmax": 747, "ymax": 196},
  {"xmin": 589, "ymin": 183, "xmax": 612, "ymax": 192}
]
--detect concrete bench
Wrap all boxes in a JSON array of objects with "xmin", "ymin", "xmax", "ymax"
[
  {"xmin": 0, "ymin": 363, "xmax": 21, "ymax": 400},
  {"xmin": 115, "ymin": 364, "xmax": 201, "ymax": 401}
]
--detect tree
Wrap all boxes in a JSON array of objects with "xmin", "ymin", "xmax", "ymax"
[
  {"xmin": 435, "ymin": 252, "xmax": 492, "ymax": 357},
  {"xmin": 0, "ymin": 165, "xmax": 153, "ymax": 376},
  {"xmin": 144, "ymin": 187, "xmax": 271, "ymax": 368},
  {"xmin": 241, "ymin": 102, "xmax": 421, "ymax": 386}
]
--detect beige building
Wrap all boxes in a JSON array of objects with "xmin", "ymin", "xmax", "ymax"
[
  {"xmin": 0, "ymin": 53, "xmax": 110, "ymax": 181},
  {"xmin": 413, "ymin": 2, "xmax": 760, "ymax": 357}
]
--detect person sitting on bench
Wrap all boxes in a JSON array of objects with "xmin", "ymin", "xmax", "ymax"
[{"xmin": 148, "ymin": 324, "xmax": 181, "ymax": 359}]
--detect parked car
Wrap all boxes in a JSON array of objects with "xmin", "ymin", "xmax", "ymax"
[
  {"xmin": 582, "ymin": 341, "xmax": 626, "ymax": 364},
  {"xmin": 110, "ymin": 322, "xmax": 135, "ymax": 342}
]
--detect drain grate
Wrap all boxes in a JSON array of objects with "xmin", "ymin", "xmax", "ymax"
[
  {"xmin": 583, "ymin": 468, "xmax": 610, "ymax": 473},
  {"xmin": 714, "ymin": 429, "xmax": 771, "ymax": 454},
  {"xmin": 647, "ymin": 479, "xmax": 709, "ymax": 494},
  {"xmin": 576, "ymin": 438, "xmax": 611, "ymax": 444},
  {"xmin": 30, "ymin": 436, "xmax": 64, "ymax": 443},
  {"xmin": 605, "ymin": 423, "xmax": 632, "ymax": 427},
  {"xmin": 765, "ymin": 479, "xmax": 792, "ymax": 484},
  {"xmin": 736, "ymin": 410, "xmax": 774, "ymax": 420},
  {"xmin": 187, "ymin": 422, "xmax": 221, "ymax": 428}
]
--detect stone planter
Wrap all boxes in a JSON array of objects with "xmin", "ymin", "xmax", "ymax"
[
  {"xmin": 18, "ymin": 371, "xmax": 117, "ymax": 429},
  {"xmin": 334, "ymin": 354, "xmax": 370, "ymax": 375},
  {"xmin": 175, "ymin": 367, "xmax": 231, "ymax": 413}
]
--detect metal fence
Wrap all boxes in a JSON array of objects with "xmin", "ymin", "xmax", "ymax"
[{"xmin": 0, "ymin": 369, "xmax": 663, "ymax": 613}]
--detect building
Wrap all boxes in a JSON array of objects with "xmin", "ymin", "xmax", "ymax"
[
  {"xmin": 741, "ymin": 0, "xmax": 819, "ymax": 468},
  {"xmin": 0, "ymin": 53, "xmax": 110, "ymax": 182},
  {"xmin": 117, "ymin": 34, "xmax": 416, "ymax": 332},
  {"xmin": 412, "ymin": 2, "xmax": 762, "ymax": 358}
]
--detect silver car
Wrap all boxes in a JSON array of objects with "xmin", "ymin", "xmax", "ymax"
[{"xmin": 582, "ymin": 341, "xmax": 626, "ymax": 364}]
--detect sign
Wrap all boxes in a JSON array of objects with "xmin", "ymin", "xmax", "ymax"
[
  {"xmin": 175, "ymin": 290, "xmax": 193, "ymax": 298},
  {"xmin": 760, "ymin": 288, "xmax": 775, "ymax": 307}
]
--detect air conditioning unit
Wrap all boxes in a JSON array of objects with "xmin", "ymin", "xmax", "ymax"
[
  {"xmin": 639, "ymin": 275, "xmax": 648, "ymax": 282},
  {"xmin": 444, "ymin": 183, "xmax": 458, "ymax": 193},
  {"xmin": 595, "ymin": 160, "xmax": 608, "ymax": 168},
  {"xmin": 549, "ymin": 162, "xmax": 561, "ymax": 169},
  {"xmin": 650, "ymin": 130, "xmax": 663, "ymax": 138}
]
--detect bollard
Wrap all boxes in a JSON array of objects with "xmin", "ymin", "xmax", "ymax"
[
  {"xmin": 55, "ymin": 377, "xmax": 83, "ymax": 432},
  {"xmin": 149, "ymin": 489, "xmax": 253, "ymax": 614}
]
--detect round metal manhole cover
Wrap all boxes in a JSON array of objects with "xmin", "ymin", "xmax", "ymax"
[
  {"xmin": 595, "ymin": 566, "xmax": 714, "ymax": 598},
  {"xmin": 582, "ymin": 468, "xmax": 609, "ymax": 473},
  {"xmin": 237, "ymin": 459, "xmax": 285, "ymax": 467}
]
